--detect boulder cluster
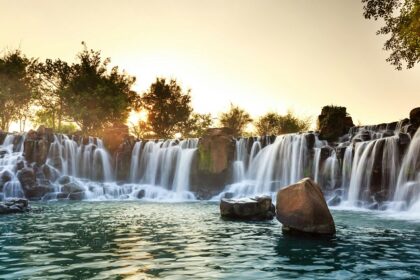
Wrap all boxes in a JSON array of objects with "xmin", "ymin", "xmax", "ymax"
[{"xmin": 220, "ymin": 178, "xmax": 336, "ymax": 236}]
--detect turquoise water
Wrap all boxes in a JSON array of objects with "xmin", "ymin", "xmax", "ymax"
[{"xmin": 0, "ymin": 202, "xmax": 419, "ymax": 279}]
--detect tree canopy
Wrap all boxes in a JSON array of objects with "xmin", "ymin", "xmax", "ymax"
[
  {"xmin": 0, "ymin": 50, "xmax": 36, "ymax": 131},
  {"xmin": 219, "ymin": 103, "xmax": 252, "ymax": 137},
  {"xmin": 362, "ymin": 0, "xmax": 420, "ymax": 69},
  {"xmin": 255, "ymin": 111, "xmax": 311, "ymax": 136},
  {"xmin": 62, "ymin": 43, "xmax": 140, "ymax": 135},
  {"xmin": 141, "ymin": 78, "xmax": 193, "ymax": 138}
]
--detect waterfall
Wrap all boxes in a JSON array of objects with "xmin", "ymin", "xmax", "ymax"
[
  {"xmin": 0, "ymin": 134, "xmax": 25, "ymax": 199},
  {"xmin": 127, "ymin": 138, "xmax": 198, "ymax": 199},
  {"xmin": 222, "ymin": 133, "xmax": 313, "ymax": 198},
  {"xmin": 393, "ymin": 129, "xmax": 420, "ymax": 210}
]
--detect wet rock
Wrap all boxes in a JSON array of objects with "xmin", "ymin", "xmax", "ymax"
[
  {"xmin": 58, "ymin": 175, "xmax": 71, "ymax": 185},
  {"xmin": 17, "ymin": 168, "xmax": 36, "ymax": 189},
  {"xmin": 0, "ymin": 198, "xmax": 30, "ymax": 214},
  {"xmin": 398, "ymin": 133, "xmax": 411, "ymax": 146},
  {"xmin": 327, "ymin": 195, "xmax": 341, "ymax": 206},
  {"xmin": 68, "ymin": 191, "xmax": 85, "ymax": 200},
  {"xmin": 276, "ymin": 178, "xmax": 336, "ymax": 235},
  {"xmin": 23, "ymin": 184, "xmax": 55, "ymax": 200},
  {"xmin": 222, "ymin": 192, "xmax": 234, "ymax": 199},
  {"xmin": 220, "ymin": 196, "xmax": 275, "ymax": 220},
  {"xmin": 305, "ymin": 133, "xmax": 316, "ymax": 149},
  {"xmin": 136, "ymin": 189, "xmax": 145, "ymax": 199},
  {"xmin": 62, "ymin": 182, "xmax": 84, "ymax": 194},
  {"xmin": 56, "ymin": 192, "xmax": 69, "ymax": 200}
]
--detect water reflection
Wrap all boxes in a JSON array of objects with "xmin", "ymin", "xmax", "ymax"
[{"xmin": 0, "ymin": 202, "xmax": 418, "ymax": 279}]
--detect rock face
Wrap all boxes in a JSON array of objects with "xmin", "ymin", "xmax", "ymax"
[
  {"xmin": 318, "ymin": 106, "xmax": 354, "ymax": 142},
  {"xmin": 0, "ymin": 198, "xmax": 30, "ymax": 214},
  {"xmin": 276, "ymin": 178, "xmax": 336, "ymax": 235},
  {"xmin": 192, "ymin": 128, "xmax": 235, "ymax": 199},
  {"xmin": 220, "ymin": 196, "xmax": 275, "ymax": 220},
  {"xmin": 409, "ymin": 107, "xmax": 420, "ymax": 125}
]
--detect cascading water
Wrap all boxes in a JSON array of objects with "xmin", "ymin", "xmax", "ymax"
[
  {"xmin": 393, "ymin": 128, "xmax": 420, "ymax": 211},
  {"xmin": 0, "ymin": 134, "xmax": 26, "ymax": 199},
  {"xmin": 220, "ymin": 133, "xmax": 321, "ymax": 199}
]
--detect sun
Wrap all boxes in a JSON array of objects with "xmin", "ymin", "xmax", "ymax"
[{"xmin": 128, "ymin": 110, "xmax": 148, "ymax": 125}]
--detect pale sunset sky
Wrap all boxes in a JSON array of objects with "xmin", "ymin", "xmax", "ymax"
[{"xmin": 1, "ymin": 0, "xmax": 419, "ymax": 129}]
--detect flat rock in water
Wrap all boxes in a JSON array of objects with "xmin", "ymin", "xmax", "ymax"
[
  {"xmin": 220, "ymin": 196, "xmax": 275, "ymax": 220},
  {"xmin": 276, "ymin": 178, "xmax": 336, "ymax": 236},
  {"xmin": 0, "ymin": 198, "xmax": 30, "ymax": 214}
]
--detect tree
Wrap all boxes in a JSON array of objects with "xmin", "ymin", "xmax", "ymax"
[
  {"xmin": 62, "ymin": 42, "xmax": 140, "ymax": 135},
  {"xmin": 32, "ymin": 58, "xmax": 71, "ymax": 131},
  {"xmin": 362, "ymin": 0, "xmax": 420, "ymax": 69},
  {"xmin": 219, "ymin": 103, "xmax": 252, "ymax": 137},
  {"xmin": 0, "ymin": 50, "xmax": 36, "ymax": 131},
  {"xmin": 142, "ymin": 78, "xmax": 193, "ymax": 138},
  {"xmin": 255, "ymin": 111, "xmax": 311, "ymax": 136},
  {"xmin": 177, "ymin": 113, "xmax": 213, "ymax": 138}
]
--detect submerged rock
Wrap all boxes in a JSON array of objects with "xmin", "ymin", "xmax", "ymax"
[
  {"xmin": 68, "ymin": 191, "xmax": 85, "ymax": 200},
  {"xmin": 276, "ymin": 178, "xmax": 336, "ymax": 235},
  {"xmin": 220, "ymin": 196, "xmax": 275, "ymax": 220},
  {"xmin": 0, "ymin": 198, "xmax": 30, "ymax": 214}
]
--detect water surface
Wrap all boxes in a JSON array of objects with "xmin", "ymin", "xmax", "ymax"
[{"xmin": 0, "ymin": 202, "xmax": 419, "ymax": 279}]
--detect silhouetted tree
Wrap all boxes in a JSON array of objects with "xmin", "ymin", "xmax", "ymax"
[
  {"xmin": 219, "ymin": 103, "xmax": 252, "ymax": 137},
  {"xmin": 142, "ymin": 78, "xmax": 193, "ymax": 138},
  {"xmin": 255, "ymin": 111, "xmax": 311, "ymax": 136},
  {"xmin": 362, "ymin": 0, "xmax": 420, "ymax": 69},
  {"xmin": 62, "ymin": 43, "xmax": 140, "ymax": 135},
  {"xmin": 32, "ymin": 58, "xmax": 71, "ymax": 131},
  {"xmin": 178, "ymin": 113, "xmax": 213, "ymax": 138},
  {"xmin": 0, "ymin": 50, "xmax": 37, "ymax": 131}
]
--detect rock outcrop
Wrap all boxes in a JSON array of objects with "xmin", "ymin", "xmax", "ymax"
[
  {"xmin": 276, "ymin": 178, "xmax": 336, "ymax": 235},
  {"xmin": 0, "ymin": 198, "xmax": 30, "ymax": 214},
  {"xmin": 191, "ymin": 128, "xmax": 235, "ymax": 199},
  {"xmin": 220, "ymin": 196, "xmax": 275, "ymax": 220},
  {"xmin": 318, "ymin": 106, "xmax": 354, "ymax": 142}
]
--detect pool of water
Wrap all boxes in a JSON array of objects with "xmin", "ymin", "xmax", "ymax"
[{"xmin": 0, "ymin": 201, "xmax": 419, "ymax": 279}]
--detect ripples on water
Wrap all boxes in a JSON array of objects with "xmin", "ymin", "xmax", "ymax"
[{"xmin": 0, "ymin": 202, "xmax": 419, "ymax": 279}]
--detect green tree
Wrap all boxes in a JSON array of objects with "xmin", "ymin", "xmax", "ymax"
[
  {"xmin": 362, "ymin": 0, "xmax": 420, "ymax": 69},
  {"xmin": 32, "ymin": 58, "xmax": 71, "ymax": 131},
  {"xmin": 142, "ymin": 78, "xmax": 193, "ymax": 138},
  {"xmin": 62, "ymin": 43, "xmax": 140, "ymax": 135},
  {"xmin": 0, "ymin": 50, "xmax": 36, "ymax": 131},
  {"xmin": 255, "ymin": 111, "xmax": 311, "ymax": 136},
  {"xmin": 177, "ymin": 113, "xmax": 213, "ymax": 138},
  {"xmin": 219, "ymin": 103, "xmax": 252, "ymax": 137}
]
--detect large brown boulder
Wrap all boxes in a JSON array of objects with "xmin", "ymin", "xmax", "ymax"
[
  {"xmin": 220, "ymin": 196, "xmax": 275, "ymax": 220},
  {"xmin": 276, "ymin": 178, "xmax": 336, "ymax": 235}
]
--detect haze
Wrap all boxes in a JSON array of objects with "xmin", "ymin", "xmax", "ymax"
[{"xmin": 1, "ymin": 0, "xmax": 419, "ymax": 127}]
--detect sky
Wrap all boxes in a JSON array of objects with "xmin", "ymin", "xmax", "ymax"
[{"xmin": 1, "ymin": 0, "xmax": 419, "ymax": 129}]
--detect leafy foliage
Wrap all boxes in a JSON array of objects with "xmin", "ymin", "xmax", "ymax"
[
  {"xmin": 255, "ymin": 111, "xmax": 311, "ymax": 136},
  {"xmin": 178, "ymin": 113, "xmax": 213, "ymax": 138},
  {"xmin": 219, "ymin": 103, "xmax": 252, "ymax": 137},
  {"xmin": 362, "ymin": 0, "xmax": 420, "ymax": 69},
  {"xmin": 141, "ymin": 78, "xmax": 193, "ymax": 138},
  {"xmin": 0, "ymin": 50, "xmax": 37, "ymax": 131},
  {"xmin": 62, "ymin": 43, "xmax": 140, "ymax": 135}
]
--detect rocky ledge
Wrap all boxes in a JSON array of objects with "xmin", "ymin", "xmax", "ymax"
[
  {"xmin": 0, "ymin": 198, "xmax": 31, "ymax": 214},
  {"xmin": 220, "ymin": 196, "xmax": 275, "ymax": 221}
]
